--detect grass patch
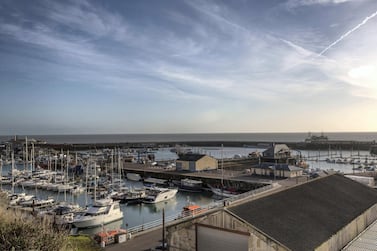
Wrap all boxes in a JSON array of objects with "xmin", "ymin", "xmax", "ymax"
[{"xmin": 65, "ymin": 235, "xmax": 102, "ymax": 251}]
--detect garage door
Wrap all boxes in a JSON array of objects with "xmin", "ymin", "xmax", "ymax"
[{"xmin": 196, "ymin": 224, "xmax": 248, "ymax": 251}]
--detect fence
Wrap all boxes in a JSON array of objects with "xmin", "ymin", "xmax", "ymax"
[{"xmin": 127, "ymin": 183, "xmax": 278, "ymax": 235}]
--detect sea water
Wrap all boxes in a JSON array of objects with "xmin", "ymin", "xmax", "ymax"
[{"xmin": 1, "ymin": 132, "xmax": 377, "ymax": 144}]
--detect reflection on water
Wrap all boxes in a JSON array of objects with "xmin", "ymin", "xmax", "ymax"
[{"xmin": 143, "ymin": 199, "xmax": 179, "ymax": 213}]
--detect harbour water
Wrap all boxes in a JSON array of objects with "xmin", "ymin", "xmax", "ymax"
[
  {"xmin": 0, "ymin": 168, "xmax": 215, "ymax": 236},
  {"xmin": 1, "ymin": 141, "xmax": 377, "ymax": 237}
]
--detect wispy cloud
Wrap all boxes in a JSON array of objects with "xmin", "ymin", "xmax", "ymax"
[
  {"xmin": 1, "ymin": 0, "xmax": 377, "ymax": 133},
  {"xmin": 286, "ymin": 0, "xmax": 355, "ymax": 8},
  {"xmin": 319, "ymin": 10, "xmax": 377, "ymax": 56}
]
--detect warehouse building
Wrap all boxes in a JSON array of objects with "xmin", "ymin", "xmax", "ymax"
[
  {"xmin": 167, "ymin": 174, "xmax": 377, "ymax": 251},
  {"xmin": 175, "ymin": 153, "xmax": 218, "ymax": 172}
]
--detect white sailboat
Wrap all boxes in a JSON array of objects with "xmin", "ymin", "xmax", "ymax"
[{"xmin": 209, "ymin": 144, "xmax": 240, "ymax": 198}]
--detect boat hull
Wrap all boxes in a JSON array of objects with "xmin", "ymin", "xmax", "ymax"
[
  {"xmin": 73, "ymin": 212, "xmax": 124, "ymax": 229},
  {"xmin": 126, "ymin": 173, "xmax": 142, "ymax": 181},
  {"xmin": 143, "ymin": 188, "xmax": 178, "ymax": 204}
]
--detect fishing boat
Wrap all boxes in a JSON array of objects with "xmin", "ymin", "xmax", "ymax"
[
  {"xmin": 143, "ymin": 187, "xmax": 178, "ymax": 204},
  {"xmin": 72, "ymin": 199, "xmax": 124, "ymax": 229}
]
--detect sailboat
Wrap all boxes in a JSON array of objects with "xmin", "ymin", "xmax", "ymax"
[{"xmin": 209, "ymin": 145, "xmax": 240, "ymax": 198}]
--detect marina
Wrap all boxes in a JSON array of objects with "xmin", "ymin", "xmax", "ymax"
[{"xmin": 1, "ymin": 134, "xmax": 377, "ymax": 249}]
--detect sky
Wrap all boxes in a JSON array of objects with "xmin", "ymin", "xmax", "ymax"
[{"xmin": 0, "ymin": 0, "xmax": 377, "ymax": 135}]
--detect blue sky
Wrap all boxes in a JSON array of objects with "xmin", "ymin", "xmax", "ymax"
[{"xmin": 1, "ymin": 0, "xmax": 377, "ymax": 135}]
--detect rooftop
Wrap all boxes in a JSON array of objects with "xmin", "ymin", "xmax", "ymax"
[
  {"xmin": 228, "ymin": 174, "xmax": 377, "ymax": 251},
  {"xmin": 177, "ymin": 153, "xmax": 207, "ymax": 161}
]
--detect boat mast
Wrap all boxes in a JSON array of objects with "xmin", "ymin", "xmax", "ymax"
[
  {"xmin": 25, "ymin": 136, "xmax": 28, "ymax": 172},
  {"xmin": 31, "ymin": 142, "xmax": 34, "ymax": 172},
  {"xmin": 85, "ymin": 155, "xmax": 89, "ymax": 207},
  {"xmin": 65, "ymin": 150, "xmax": 69, "ymax": 202},
  {"xmin": 118, "ymin": 148, "xmax": 121, "ymax": 182},
  {"xmin": 111, "ymin": 149, "xmax": 114, "ymax": 185},
  {"xmin": 0, "ymin": 157, "xmax": 3, "ymax": 191},
  {"xmin": 221, "ymin": 144, "xmax": 224, "ymax": 189},
  {"xmin": 11, "ymin": 152, "xmax": 15, "ymax": 194},
  {"xmin": 93, "ymin": 156, "xmax": 97, "ymax": 203},
  {"xmin": 54, "ymin": 153, "xmax": 57, "ymax": 183}
]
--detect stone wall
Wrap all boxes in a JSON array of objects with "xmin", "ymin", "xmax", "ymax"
[
  {"xmin": 196, "ymin": 156, "xmax": 218, "ymax": 171},
  {"xmin": 167, "ymin": 209, "xmax": 289, "ymax": 251}
]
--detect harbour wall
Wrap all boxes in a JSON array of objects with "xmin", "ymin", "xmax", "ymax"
[
  {"xmin": 39, "ymin": 140, "xmax": 376, "ymax": 151},
  {"xmin": 121, "ymin": 163, "xmax": 269, "ymax": 192}
]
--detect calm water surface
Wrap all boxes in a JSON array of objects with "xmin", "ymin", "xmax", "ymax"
[{"xmin": 1, "ymin": 146, "xmax": 376, "ymax": 235}]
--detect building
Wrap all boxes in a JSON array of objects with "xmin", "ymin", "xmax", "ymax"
[
  {"xmin": 250, "ymin": 163, "xmax": 303, "ymax": 178},
  {"xmin": 261, "ymin": 143, "xmax": 297, "ymax": 164},
  {"xmin": 175, "ymin": 153, "xmax": 218, "ymax": 172},
  {"xmin": 166, "ymin": 174, "xmax": 377, "ymax": 251}
]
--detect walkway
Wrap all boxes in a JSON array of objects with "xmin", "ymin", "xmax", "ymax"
[{"xmin": 105, "ymin": 228, "xmax": 162, "ymax": 251}]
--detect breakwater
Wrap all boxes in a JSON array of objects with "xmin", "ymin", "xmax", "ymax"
[{"xmin": 39, "ymin": 140, "xmax": 377, "ymax": 151}]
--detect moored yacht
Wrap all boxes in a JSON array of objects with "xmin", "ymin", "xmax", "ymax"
[
  {"xmin": 18, "ymin": 196, "xmax": 55, "ymax": 208},
  {"xmin": 72, "ymin": 199, "xmax": 123, "ymax": 229},
  {"xmin": 126, "ymin": 172, "xmax": 142, "ymax": 181},
  {"xmin": 8, "ymin": 192, "xmax": 35, "ymax": 206},
  {"xmin": 178, "ymin": 178, "xmax": 203, "ymax": 192},
  {"xmin": 143, "ymin": 187, "xmax": 178, "ymax": 204},
  {"xmin": 209, "ymin": 185, "xmax": 240, "ymax": 198}
]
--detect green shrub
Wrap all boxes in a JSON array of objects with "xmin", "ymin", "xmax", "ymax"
[{"xmin": 0, "ymin": 191, "xmax": 68, "ymax": 251}]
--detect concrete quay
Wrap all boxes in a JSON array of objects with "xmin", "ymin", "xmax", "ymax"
[{"xmin": 121, "ymin": 162, "xmax": 272, "ymax": 191}]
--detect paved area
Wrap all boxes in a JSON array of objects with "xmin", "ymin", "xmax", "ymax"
[{"xmin": 105, "ymin": 228, "xmax": 163, "ymax": 251}]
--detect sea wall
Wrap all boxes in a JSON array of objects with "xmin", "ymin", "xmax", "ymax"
[{"xmin": 38, "ymin": 140, "xmax": 376, "ymax": 151}]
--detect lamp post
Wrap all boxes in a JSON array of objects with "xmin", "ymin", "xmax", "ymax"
[{"xmin": 162, "ymin": 208, "xmax": 166, "ymax": 251}]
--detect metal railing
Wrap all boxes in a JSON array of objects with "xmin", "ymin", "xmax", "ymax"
[{"xmin": 127, "ymin": 183, "xmax": 278, "ymax": 235}]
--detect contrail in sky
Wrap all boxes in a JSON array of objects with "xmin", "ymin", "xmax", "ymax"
[{"xmin": 319, "ymin": 10, "xmax": 377, "ymax": 56}]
